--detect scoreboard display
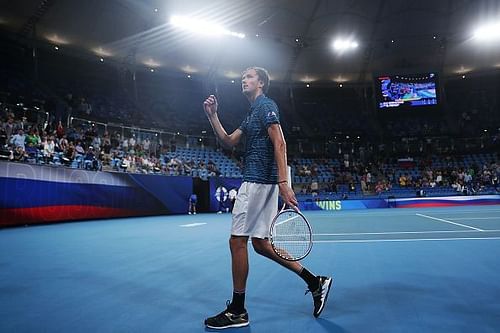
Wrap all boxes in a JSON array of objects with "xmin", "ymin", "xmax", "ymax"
[{"xmin": 375, "ymin": 73, "xmax": 438, "ymax": 110}]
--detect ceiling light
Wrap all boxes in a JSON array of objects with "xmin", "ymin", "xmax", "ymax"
[
  {"xmin": 181, "ymin": 65, "xmax": 198, "ymax": 74},
  {"xmin": 473, "ymin": 21, "xmax": 500, "ymax": 41},
  {"xmin": 93, "ymin": 47, "xmax": 113, "ymax": 57},
  {"xmin": 454, "ymin": 65, "xmax": 473, "ymax": 74},
  {"xmin": 170, "ymin": 15, "xmax": 245, "ymax": 39},
  {"xmin": 332, "ymin": 38, "xmax": 359, "ymax": 52},
  {"xmin": 224, "ymin": 71, "xmax": 240, "ymax": 79},
  {"xmin": 332, "ymin": 75, "xmax": 348, "ymax": 83},
  {"xmin": 144, "ymin": 59, "xmax": 161, "ymax": 67},
  {"xmin": 46, "ymin": 34, "xmax": 69, "ymax": 45}
]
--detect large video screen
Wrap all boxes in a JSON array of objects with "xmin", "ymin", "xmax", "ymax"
[{"xmin": 376, "ymin": 73, "xmax": 438, "ymax": 109}]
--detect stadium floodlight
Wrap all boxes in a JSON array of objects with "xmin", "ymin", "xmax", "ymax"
[
  {"xmin": 144, "ymin": 59, "xmax": 161, "ymax": 68},
  {"xmin": 170, "ymin": 15, "xmax": 245, "ymax": 39},
  {"xmin": 46, "ymin": 34, "xmax": 69, "ymax": 45},
  {"xmin": 332, "ymin": 38, "xmax": 359, "ymax": 52},
  {"xmin": 93, "ymin": 47, "xmax": 113, "ymax": 57},
  {"xmin": 473, "ymin": 21, "xmax": 500, "ymax": 41}
]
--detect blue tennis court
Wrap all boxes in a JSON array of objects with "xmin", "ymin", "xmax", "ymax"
[{"xmin": 1, "ymin": 205, "xmax": 500, "ymax": 332}]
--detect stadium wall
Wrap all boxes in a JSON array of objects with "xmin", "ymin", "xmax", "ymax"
[{"xmin": 1, "ymin": 162, "xmax": 499, "ymax": 227}]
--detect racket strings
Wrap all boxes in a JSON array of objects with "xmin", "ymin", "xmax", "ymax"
[{"xmin": 272, "ymin": 211, "xmax": 311, "ymax": 260}]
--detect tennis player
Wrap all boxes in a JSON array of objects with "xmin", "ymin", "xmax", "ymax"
[{"xmin": 203, "ymin": 67, "xmax": 332, "ymax": 329}]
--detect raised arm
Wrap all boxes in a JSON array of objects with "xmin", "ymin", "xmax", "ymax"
[
  {"xmin": 203, "ymin": 94, "xmax": 243, "ymax": 148},
  {"xmin": 267, "ymin": 123, "xmax": 298, "ymax": 211}
]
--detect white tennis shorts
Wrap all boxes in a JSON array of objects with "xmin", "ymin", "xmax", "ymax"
[{"xmin": 231, "ymin": 181, "xmax": 279, "ymax": 239}]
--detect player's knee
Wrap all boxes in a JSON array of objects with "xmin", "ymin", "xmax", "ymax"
[
  {"xmin": 251, "ymin": 238, "xmax": 268, "ymax": 256},
  {"xmin": 229, "ymin": 236, "xmax": 247, "ymax": 251}
]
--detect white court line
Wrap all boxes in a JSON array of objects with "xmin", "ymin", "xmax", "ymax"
[
  {"xmin": 446, "ymin": 217, "xmax": 500, "ymax": 220},
  {"xmin": 313, "ymin": 237, "xmax": 500, "ymax": 243},
  {"xmin": 415, "ymin": 213, "xmax": 484, "ymax": 231},
  {"xmin": 179, "ymin": 223, "xmax": 207, "ymax": 227},
  {"xmin": 314, "ymin": 229, "xmax": 500, "ymax": 236}
]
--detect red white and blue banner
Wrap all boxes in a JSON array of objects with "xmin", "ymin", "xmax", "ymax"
[{"xmin": 0, "ymin": 162, "xmax": 192, "ymax": 226}]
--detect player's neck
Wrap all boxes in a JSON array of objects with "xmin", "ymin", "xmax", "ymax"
[{"xmin": 246, "ymin": 90, "xmax": 263, "ymax": 104}]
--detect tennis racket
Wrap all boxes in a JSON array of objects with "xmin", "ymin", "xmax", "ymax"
[{"xmin": 270, "ymin": 204, "xmax": 313, "ymax": 261}]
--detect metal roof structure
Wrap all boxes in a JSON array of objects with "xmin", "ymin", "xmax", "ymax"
[{"xmin": 1, "ymin": 0, "xmax": 499, "ymax": 83}]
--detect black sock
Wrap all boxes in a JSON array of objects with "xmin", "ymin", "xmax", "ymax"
[
  {"xmin": 230, "ymin": 291, "xmax": 245, "ymax": 314},
  {"xmin": 299, "ymin": 268, "xmax": 319, "ymax": 291}
]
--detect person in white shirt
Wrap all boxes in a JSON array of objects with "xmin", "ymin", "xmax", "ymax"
[
  {"xmin": 10, "ymin": 129, "xmax": 26, "ymax": 150},
  {"xmin": 129, "ymin": 136, "xmax": 136, "ymax": 148},
  {"xmin": 435, "ymin": 172, "xmax": 443, "ymax": 186},
  {"xmin": 43, "ymin": 136, "xmax": 56, "ymax": 163}
]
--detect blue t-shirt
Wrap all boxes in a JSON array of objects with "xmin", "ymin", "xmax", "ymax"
[{"xmin": 238, "ymin": 94, "xmax": 280, "ymax": 184}]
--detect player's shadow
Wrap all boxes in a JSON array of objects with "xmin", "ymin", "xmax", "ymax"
[{"xmin": 316, "ymin": 318, "xmax": 347, "ymax": 333}]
